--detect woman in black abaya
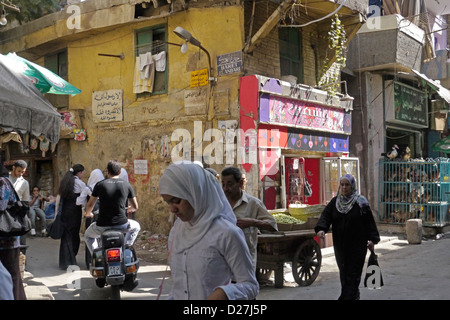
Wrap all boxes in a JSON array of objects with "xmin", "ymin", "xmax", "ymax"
[
  {"xmin": 55, "ymin": 164, "xmax": 86, "ymax": 270},
  {"xmin": 315, "ymin": 174, "xmax": 380, "ymax": 300}
]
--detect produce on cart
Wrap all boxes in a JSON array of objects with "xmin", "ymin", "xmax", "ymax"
[{"xmin": 256, "ymin": 206, "xmax": 324, "ymax": 288}]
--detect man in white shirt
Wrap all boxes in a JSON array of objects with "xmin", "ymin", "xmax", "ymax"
[
  {"xmin": 9, "ymin": 160, "xmax": 31, "ymax": 202},
  {"xmin": 221, "ymin": 167, "xmax": 278, "ymax": 271},
  {"xmin": 9, "ymin": 160, "xmax": 31, "ymax": 246}
]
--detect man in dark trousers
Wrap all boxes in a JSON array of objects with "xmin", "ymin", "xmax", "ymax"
[{"xmin": 84, "ymin": 160, "xmax": 140, "ymax": 255}]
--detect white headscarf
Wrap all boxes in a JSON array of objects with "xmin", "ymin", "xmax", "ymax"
[
  {"xmin": 87, "ymin": 169, "xmax": 104, "ymax": 190},
  {"xmin": 159, "ymin": 161, "xmax": 237, "ymax": 253},
  {"xmin": 119, "ymin": 168, "xmax": 129, "ymax": 182}
]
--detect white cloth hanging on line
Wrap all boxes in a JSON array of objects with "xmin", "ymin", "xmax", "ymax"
[
  {"xmin": 139, "ymin": 52, "xmax": 153, "ymax": 79},
  {"xmin": 153, "ymin": 51, "xmax": 166, "ymax": 72},
  {"xmin": 133, "ymin": 53, "xmax": 155, "ymax": 94}
]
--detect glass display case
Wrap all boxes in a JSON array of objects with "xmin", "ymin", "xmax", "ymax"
[{"xmin": 320, "ymin": 157, "xmax": 360, "ymax": 204}]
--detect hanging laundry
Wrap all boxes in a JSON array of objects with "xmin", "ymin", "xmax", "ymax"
[
  {"xmin": 139, "ymin": 52, "xmax": 153, "ymax": 79},
  {"xmin": 133, "ymin": 54, "xmax": 155, "ymax": 94},
  {"xmin": 153, "ymin": 51, "xmax": 166, "ymax": 72}
]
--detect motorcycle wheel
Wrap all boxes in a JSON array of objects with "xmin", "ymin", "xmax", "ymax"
[{"xmin": 111, "ymin": 285, "xmax": 121, "ymax": 300}]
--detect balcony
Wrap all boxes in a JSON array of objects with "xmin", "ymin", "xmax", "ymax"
[{"xmin": 347, "ymin": 14, "xmax": 425, "ymax": 72}]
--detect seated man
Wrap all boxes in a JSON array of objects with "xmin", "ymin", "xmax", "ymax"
[
  {"xmin": 29, "ymin": 186, "xmax": 49, "ymax": 236},
  {"xmin": 84, "ymin": 160, "xmax": 141, "ymax": 254}
]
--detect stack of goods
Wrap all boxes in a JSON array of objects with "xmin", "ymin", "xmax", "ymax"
[{"xmin": 272, "ymin": 213, "xmax": 306, "ymax": 231}]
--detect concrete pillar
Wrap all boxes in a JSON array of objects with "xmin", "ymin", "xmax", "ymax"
[{"xmin": 406, "ymin": 219, "xmax": 422, "ymax": 244}]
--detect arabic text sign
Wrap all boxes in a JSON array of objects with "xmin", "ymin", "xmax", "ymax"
[
  {"xmin": 190, "ymin": 68, "xmax": 209, "ymax": 87},
  {"xmin": 92, "ymin": 89, "xmax": 123, "ymax": 122},
  {"xmin": 217, "ymin": 51, "xmax": 243, "ymax": 76},
  {"xmin": 263, "ymin": 95, "xmax": 347, "ymax": 134}
]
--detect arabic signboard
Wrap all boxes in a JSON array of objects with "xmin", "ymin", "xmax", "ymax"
[
  {"xmin": 217, "ymin": 51, "xmax": 243, "ymax": 77},
  {"xmin": 259, "ymin": 94, "xmax": 351, "ymax": 135},
  {"xmin": 92, "ymin": 89, "xmax": 123, "ymax": 122},
  {"xmin": 385, "ymin": 80, "xmax": 428, "ymax": 128},
  {"xmin": 190, "ymin": 68, "xmax": 209, "ymax": 87}
]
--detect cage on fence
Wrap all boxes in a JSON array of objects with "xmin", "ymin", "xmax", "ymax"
[{"xmin": 378, "ymin": 158, "xmax": 450, "ymax": 226}]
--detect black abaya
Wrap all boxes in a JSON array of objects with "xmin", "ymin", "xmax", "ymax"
[
  {"xmin": 315, "ymin": 197, "xmax": 380, "ymax": 300},
  {"xmin": 59, "ymin": 193, "xmax": 82, "ymax": 270}
]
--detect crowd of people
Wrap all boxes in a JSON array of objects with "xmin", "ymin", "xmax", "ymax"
[
  {"xmin": 0, "ymin": 159, "xmax": 141, "ymax": 300},
  {"xmin": 0, "ymin": 157, "xmax": 380, "ymax": 301}
]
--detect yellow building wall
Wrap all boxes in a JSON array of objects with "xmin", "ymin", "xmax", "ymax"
[{"xmin": 65, "ymin": 6, "xmax": 244, "ymax": 233}]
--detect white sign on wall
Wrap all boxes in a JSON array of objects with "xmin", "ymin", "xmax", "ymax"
[
  {"xmin": 92, "ymin": 89, "xmax": 123, "ymax": 122},
  {"xmin": 184, "ymin": 87, "xmax": 208, "ymax": 115},
  {"xmin": 134, "ymin": 159, "xmax": 148, "ymax": 175}
]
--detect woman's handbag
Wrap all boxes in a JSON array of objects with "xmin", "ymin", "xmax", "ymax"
[
  {"xmin": 0, "ymin": 181, "xmax": 32, "ymax": 237},
  {"xmin": 47, "ymin": 214, "xmax": 64, "ymax": 240}
]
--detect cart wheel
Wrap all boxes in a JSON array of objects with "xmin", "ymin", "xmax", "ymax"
[{"xmin": 292, "ymin": 239, "xmax": 322, "ymax": 286}]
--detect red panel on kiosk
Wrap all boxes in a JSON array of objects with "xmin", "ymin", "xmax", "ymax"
[{"xmin": 239, "ymin": 76, "xmax": 259, "ymax": 172}]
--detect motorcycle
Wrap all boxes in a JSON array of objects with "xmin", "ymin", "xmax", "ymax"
[{"xmin": 89, "ymin": 227, "xmax": 140, "ymax": 300}]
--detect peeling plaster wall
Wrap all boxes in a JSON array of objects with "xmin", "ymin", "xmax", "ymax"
[{"xmin": 62, "ymin": 6, "xmax": 244, "ymax": 234}]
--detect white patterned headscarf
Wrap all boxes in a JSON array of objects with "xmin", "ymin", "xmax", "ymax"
[
  {"xmin": 335, "ymin": 174, "xmax": 369, "ymax": 214},
  {"xmin": 159, "ymin": 161, "xmax": 237, "ymax": 253}
]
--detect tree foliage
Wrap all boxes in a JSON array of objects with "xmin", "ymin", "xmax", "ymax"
[
  {"xmin": 318, "ymin": 14, "xmax": 347, "ymax": 96},
  {"xmin": 4, "ymin": 0, "xmax": 64, "ymax": 25}
]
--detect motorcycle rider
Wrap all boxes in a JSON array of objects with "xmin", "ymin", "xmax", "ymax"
[{"xmin": 83, "ymin": 160, "xmax": 141, "ymax": 256}]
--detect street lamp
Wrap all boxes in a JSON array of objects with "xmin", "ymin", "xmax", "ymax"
[
  {"xmin": 173, "ymin": 26, "xmax": 216, "ymax": 84},
  {"xmin": 0, "ymin": 1, "xmax": 21, "ymax": 26},
  {"xmin": 0, "ymin": 6, "xmax": 7, "ymax": 26}
]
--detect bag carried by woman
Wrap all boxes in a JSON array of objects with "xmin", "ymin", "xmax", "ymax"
[
  {"xmin": 47, "ymin": 199, "xmax": 64, "ymax": 240},
  {"xmin": 0, "ymin": 179, "xmax": 31, "ymax": 237}
]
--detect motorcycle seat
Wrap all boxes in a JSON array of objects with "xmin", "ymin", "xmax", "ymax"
[{"xmin": 101, "ymin": 230, "xmax": 125, "ymax": 248}]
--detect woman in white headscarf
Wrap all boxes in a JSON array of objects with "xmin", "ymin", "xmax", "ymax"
[{"xmin": 159, "ymin": 161, "xmax": 259, "ymax": 300}]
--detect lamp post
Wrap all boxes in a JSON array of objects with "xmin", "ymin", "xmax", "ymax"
[{"xmin": 173, "ymin": 26, "xmax": 216, "ymax": 84}]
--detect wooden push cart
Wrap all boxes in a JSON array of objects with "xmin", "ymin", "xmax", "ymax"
[{"xmin": 256, "ymin": 229, "xmax": 322, "ymax": 288}]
